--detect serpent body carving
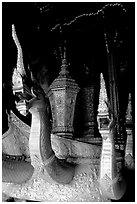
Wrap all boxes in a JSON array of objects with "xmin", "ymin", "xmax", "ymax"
[{"xmin": 28, "ymin": 92, "xmax": 75, "ymax": 184}]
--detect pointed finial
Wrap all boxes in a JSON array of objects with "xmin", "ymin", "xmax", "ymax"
[
  {"xmin": 59, "ymin": 40, "xmax": 69, "ymax": 76},
  {"xmin": 63, "ymin": 40, "xmax": 66, "ymax": 58},
  {"xmin": 98, "ymin": 73, "xmax": 109, "ymax": 115}
]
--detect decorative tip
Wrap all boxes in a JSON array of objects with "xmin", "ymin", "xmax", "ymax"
[
  {"xmin": 98, "ymin": 73, "xmax": 109, "ymax": 115},
  {"xmin": 61, "ymin": 40, "xmax": 67, "ymax": 65},
  {"xmin": 63, "ymin": 40, "xmax": 66, "ymax": 58},
  {"xmin": 12, "ymin": 24, "xmax": 17, "ymax": 44},
  {"xmin": 60, "ymin": 41, "xmax": 69, "ymax": 76},
  {"xmin": 12, "ymin": 24, "xmax": 15, "ymax": 33}
]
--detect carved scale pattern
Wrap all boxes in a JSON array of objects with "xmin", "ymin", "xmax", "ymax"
[{"xmin": 2, "ymin": 162, "xmax": 110, "ymax": 202}]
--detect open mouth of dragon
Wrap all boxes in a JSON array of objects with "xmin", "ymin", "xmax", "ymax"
[
  {"xmin": 13, "ymin": 83, "xmax": 36, "ymax": 103},
  {"xmin": 13, "ymin": 83, "xmax": 38, "ymax": 116}
]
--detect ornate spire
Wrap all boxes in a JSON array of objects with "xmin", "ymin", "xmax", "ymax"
[
  {"xmin": 98, "ymin": 73, "xmax": 109, "ymax": 115},
  {"xmin": 59, "ymin": 41, "xmax": 69, "ymax": 76}
]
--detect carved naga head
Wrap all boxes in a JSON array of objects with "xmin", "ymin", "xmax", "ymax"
[
  {"xmin": 12, "ymin": 24, "xmax": 45, "ymax": 115},
  {"xmin": 97, "ymin": 73, "xmax": 114, "ymax": 132}
]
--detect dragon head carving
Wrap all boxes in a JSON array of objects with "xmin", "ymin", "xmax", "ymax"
[{"xmin": 12, "ymin": 24, "xmax": 47, "ymax": 115}]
